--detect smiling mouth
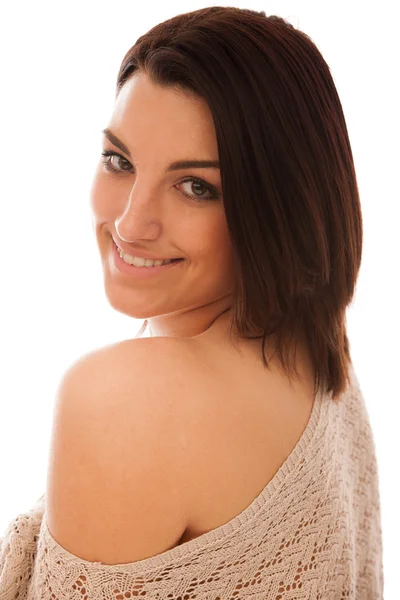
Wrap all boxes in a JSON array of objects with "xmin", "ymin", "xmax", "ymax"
[{"xmin": 112, "ymin": 239, "xmax": 184, "ymax": 264}]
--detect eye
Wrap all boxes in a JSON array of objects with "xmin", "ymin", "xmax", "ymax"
[
  {"xmin": 100, "ymin": 150, "xmax": 221, "ymax": 203},
  {"xmin": 177, "ymin": 179, "xmax": 221, "ymax": 202},
  {"xmin": 101, "ymin": 150, "xmax": 132, "ymax": 173}
]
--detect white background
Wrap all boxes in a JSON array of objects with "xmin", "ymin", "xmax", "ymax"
[{"xmin": 0, "ymin": 0, "xmax": 398, "ymax": 594}]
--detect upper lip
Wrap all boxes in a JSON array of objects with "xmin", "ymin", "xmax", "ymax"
[{"xmin": 112, "ymin": 237, "xmax": 181, "ymax": 261}]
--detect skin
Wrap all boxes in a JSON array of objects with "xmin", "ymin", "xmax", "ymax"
[
  {"xmin": 89, "ymin": 69, "xmax": 314, "ymax": 388},
  {"xmin": 86, "ymin": 70, "xmax": 318, "ymax": 554},
  {"xmin": 90, "ymin": 70, "xmax": 236, "ymax": 340}
]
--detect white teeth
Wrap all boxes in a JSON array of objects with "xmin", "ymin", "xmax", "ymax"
[{"xmin": 117, "ymin": 246, "xmax": 174, "ymax": 267}]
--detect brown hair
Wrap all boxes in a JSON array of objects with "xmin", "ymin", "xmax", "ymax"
[{"xmin": 115, "ymin": 6, "xmax": 362, "ymax": 402}]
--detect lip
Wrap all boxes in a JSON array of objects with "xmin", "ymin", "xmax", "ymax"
[
  {"xmin": 111, "ymin": 239, "xmax": 184, "ymax": 278},
  {"xmin": 112, "ymin": 236, "xmax": 179, "ymax": 261}
]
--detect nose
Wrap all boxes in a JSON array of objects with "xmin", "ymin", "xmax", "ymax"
[{"xmin": 115, "ymin": 186, "xmax": 161, "ymax": 242}]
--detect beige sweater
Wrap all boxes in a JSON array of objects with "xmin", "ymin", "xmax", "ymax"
[{"xmin": 0, "ymin": 364, "xmax": 383, "ymax": 599}]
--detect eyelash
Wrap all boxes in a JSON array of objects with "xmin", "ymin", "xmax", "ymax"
[{"xmin": 100, "ymin": 150, "xmax": 221, "ymax": 203}]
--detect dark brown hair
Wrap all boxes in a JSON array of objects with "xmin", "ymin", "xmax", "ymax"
[{"xmin": 116, "ymin": 6, "xmax": 362, "ymax": 402}]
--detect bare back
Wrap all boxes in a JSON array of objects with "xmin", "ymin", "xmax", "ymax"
[{"xmin": 172, "ymin": 322, "xmax": 317, "ymax": 545}]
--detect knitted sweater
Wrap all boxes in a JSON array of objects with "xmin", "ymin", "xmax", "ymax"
[{"xmin": 0, "ymin": 364, "xmax": 383, "ymax": 599}]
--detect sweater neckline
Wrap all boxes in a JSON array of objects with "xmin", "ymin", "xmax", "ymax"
[{"xmin": 42, "ymin": 380, "xmax": 331, "ymax": 573}]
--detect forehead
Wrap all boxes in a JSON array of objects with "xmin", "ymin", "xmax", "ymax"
[{"xmin": 110, "ymin": 72, "xmax": 218, "ymax": 151}]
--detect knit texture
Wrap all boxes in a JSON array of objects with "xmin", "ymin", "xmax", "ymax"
[{"xmin": 0, "ymin": 364, "xmax": 383, "ymax": 599}]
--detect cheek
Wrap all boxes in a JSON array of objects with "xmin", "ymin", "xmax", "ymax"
[
  {"xmin": 213, "ymin": 223, "xmax": 237, "ymax": 285},
  {"xmin": 89, "ymin": 168, "xmax": 114, "ymax": 220},
  {"xmin": 196, "ymin": 219, "xmax": 236, "ymax": 272}
]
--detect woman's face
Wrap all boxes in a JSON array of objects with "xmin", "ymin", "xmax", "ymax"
[{"xmin": 90, "ymin": 71, "xmax": 236, "ymax": 338}]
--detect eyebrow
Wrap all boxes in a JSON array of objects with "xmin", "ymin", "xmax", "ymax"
[{"xmin": 101, "ymin": 128, "xmax": 220, "ymax": 171}]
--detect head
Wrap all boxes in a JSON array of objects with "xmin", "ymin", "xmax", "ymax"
[
  {"xmin": 90, "ymin": 71, "xmax": 236, "ymax": 339},
  {"xmin": 90, "ymin": 6, "xmax": 362, "ymax": 401}
]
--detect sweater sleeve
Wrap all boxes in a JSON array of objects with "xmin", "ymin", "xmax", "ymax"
[{"xmin": 0, "ymin": 494, "xmax": 45, "ymax": 600}]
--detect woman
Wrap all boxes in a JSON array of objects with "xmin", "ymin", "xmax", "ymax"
[{"xmin": 0, "ymin": 6, "xmax": 383, "ymax": 598}]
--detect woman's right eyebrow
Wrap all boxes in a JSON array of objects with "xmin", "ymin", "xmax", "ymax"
[{"xmin": 102, "ymin": 128, "xmax": 131, "ymax": 156}]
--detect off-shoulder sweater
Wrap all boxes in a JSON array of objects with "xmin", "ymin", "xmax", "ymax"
[{"xmin": 0, "ymin": 364, "xmax": 383, "ymax": 599}]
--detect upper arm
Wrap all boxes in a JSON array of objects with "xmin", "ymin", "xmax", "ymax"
[{"xmin": 45, "ymin": 339, "xmax": 190, "ymax": 565}]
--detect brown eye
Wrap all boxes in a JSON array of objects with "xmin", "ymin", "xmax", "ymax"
[
  {"xmin": 177, "ymin": 178, "xmax": 220, "ymax": 202},
  {"xmin": 101, "ymin": 150, "xmax": 133, "ymax": 173}
]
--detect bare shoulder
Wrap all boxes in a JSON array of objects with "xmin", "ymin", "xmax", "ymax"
[
  {"xmin": 52, "ymin": 336, "xmax": 207, "ymax": 439},
  {"xmin": 45, "ymin": 337, "xmax": 200, "ymax": 564},
  {"xmin": 55, "ymin": 336, "xmax": 197, "ymax": 406},
  {"xmin": 45, "ymin": 335, "xmax": 315, "ymax": 558}
]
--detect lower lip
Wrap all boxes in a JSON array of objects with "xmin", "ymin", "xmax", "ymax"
[{"xmin": 111, "ymin": 240, "xmax": 184, "ymax": 278}]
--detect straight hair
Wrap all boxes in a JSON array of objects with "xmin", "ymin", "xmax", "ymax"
[{"xmin": 116, "ymin": 6, "xmax": 362, "ymax": 402}]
